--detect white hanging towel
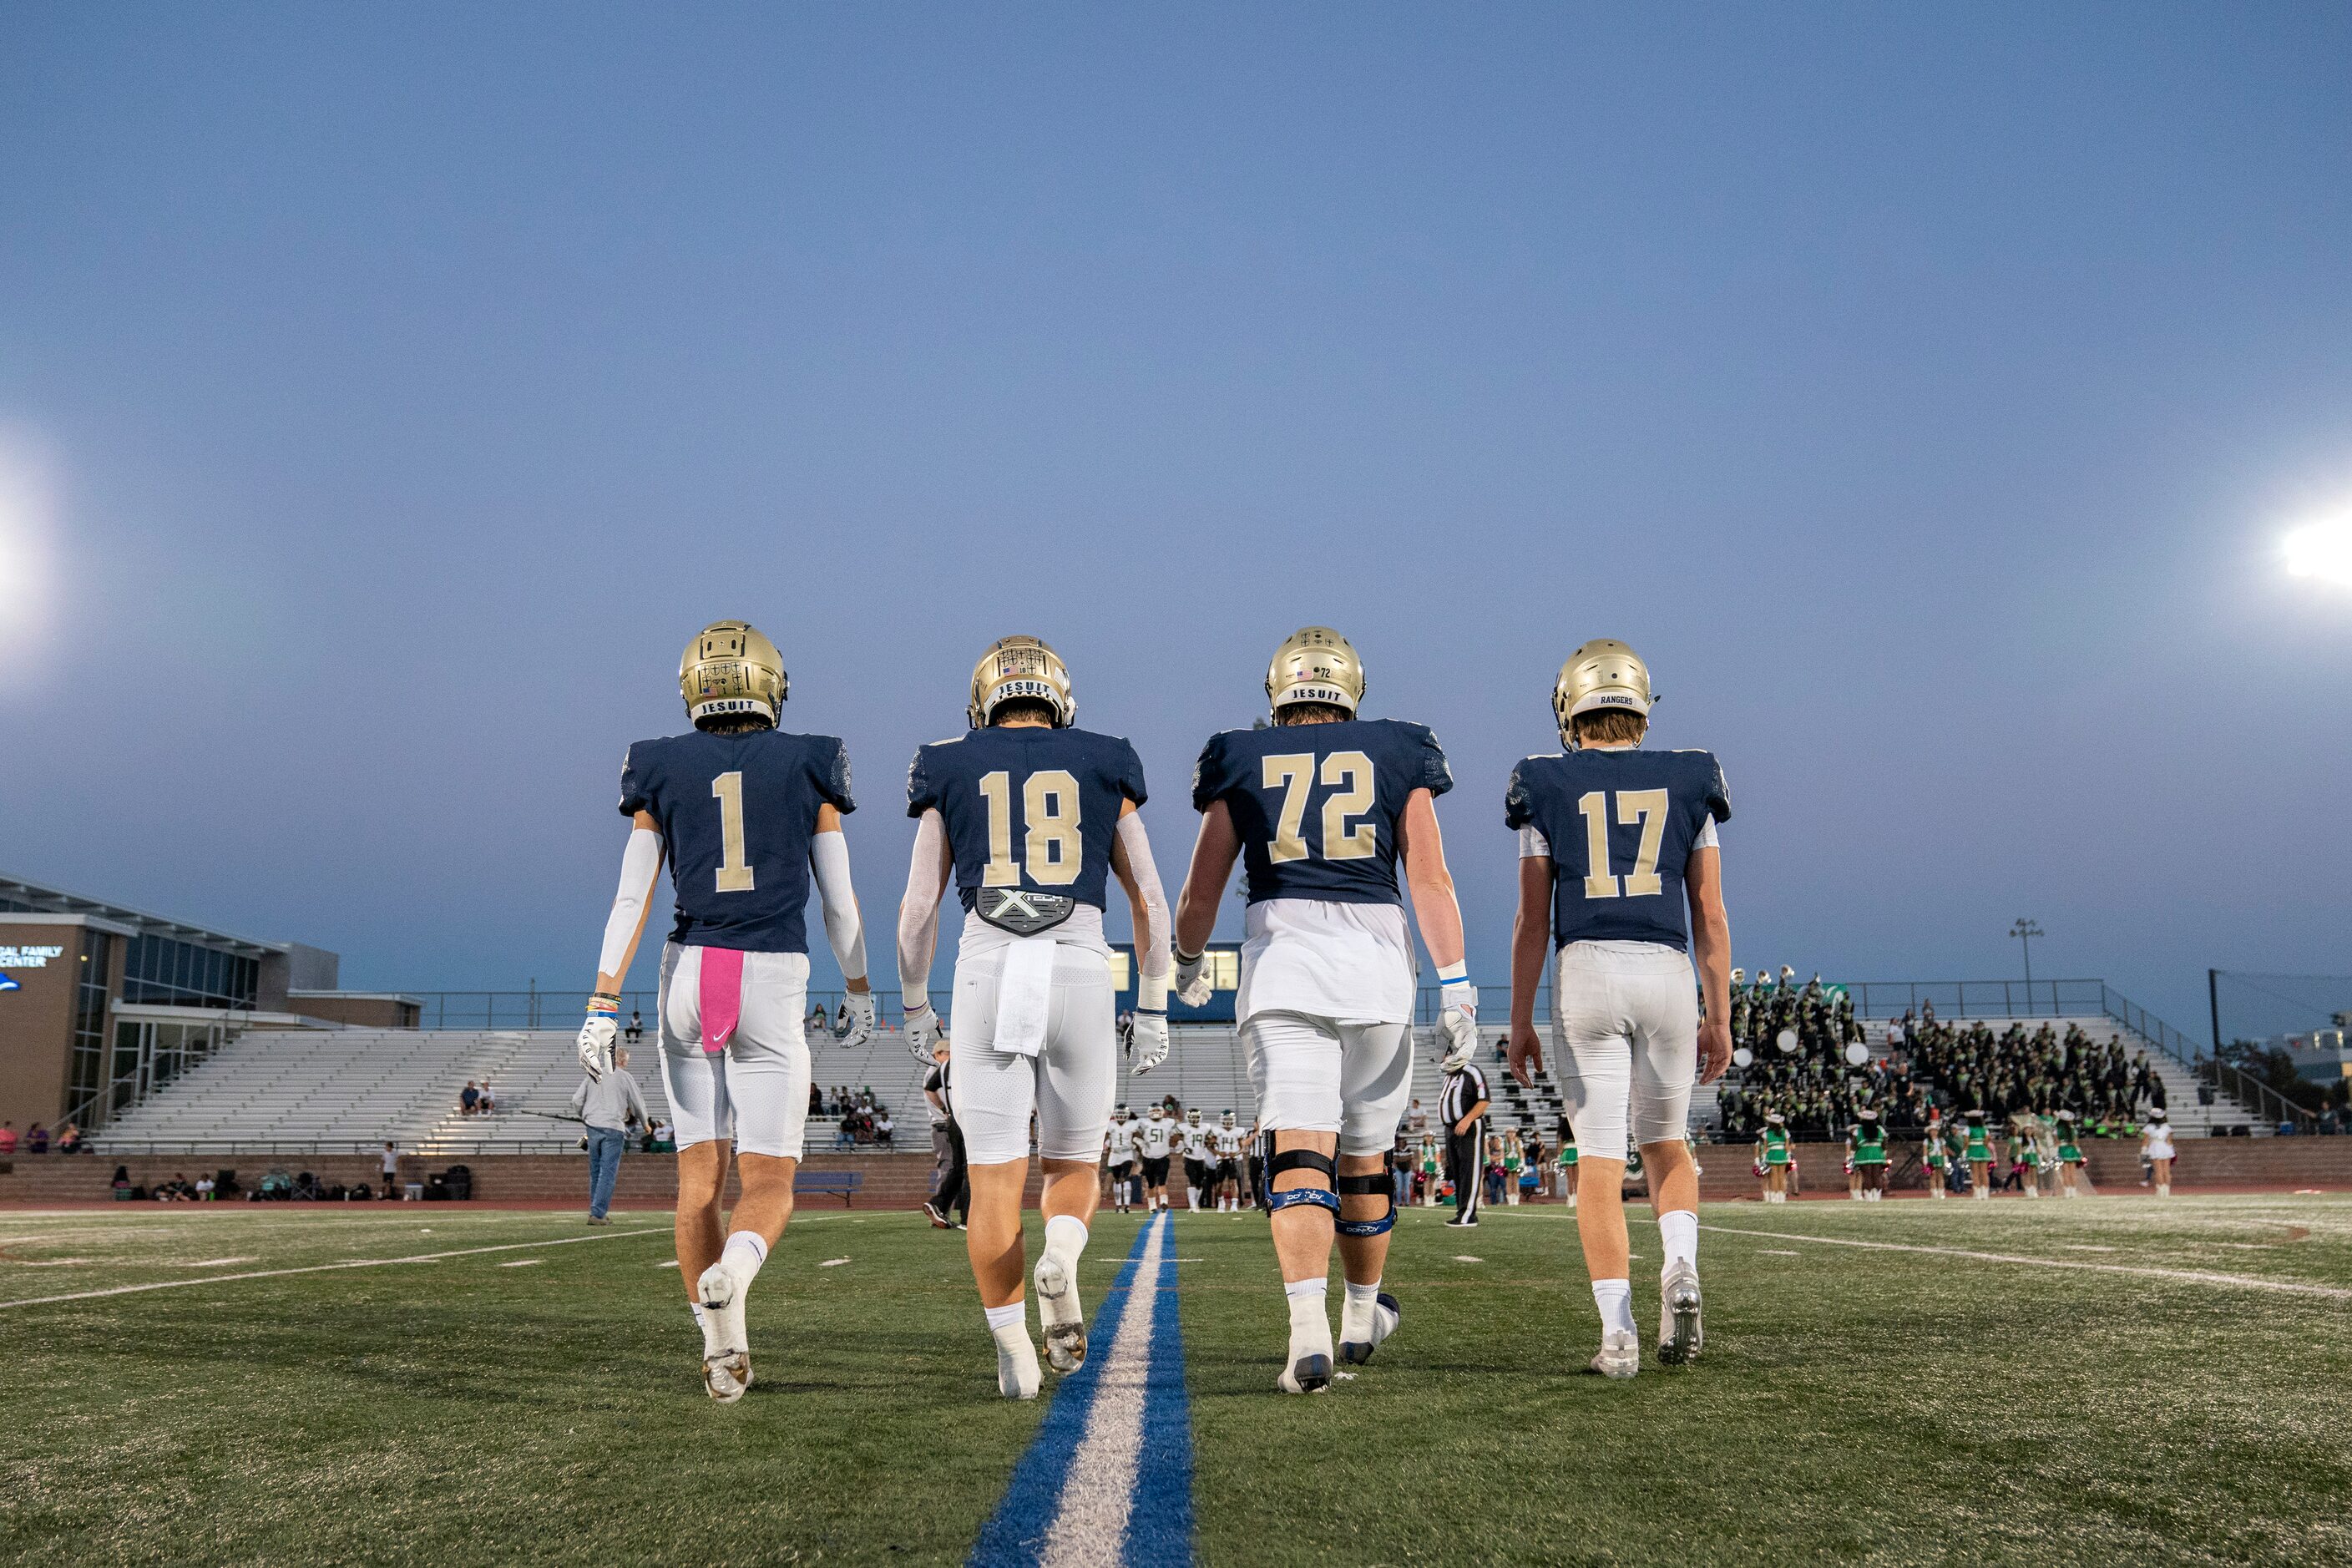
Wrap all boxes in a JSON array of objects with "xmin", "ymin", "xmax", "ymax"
[{"xmin": 992, "ymin": 935, "xmax": 1060, "ymax": 1057}]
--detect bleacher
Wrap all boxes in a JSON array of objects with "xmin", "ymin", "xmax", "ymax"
[{"xmin": 93, "ymin": 1021, "xmax": 1262, "ymax": 1155}]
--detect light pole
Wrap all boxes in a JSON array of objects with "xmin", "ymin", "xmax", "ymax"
[{"xmin": 2009, "ymin": 918, "xmax": 2043, "ymax": 997}]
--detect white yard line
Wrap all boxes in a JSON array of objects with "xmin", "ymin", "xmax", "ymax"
[
  {"xmin": 1700, "ymin": 1223, "xmax": 2352, "ymax": 1300},
  {"xmin": 1039, "ymin": 1214, "xmax": 1166, "ymax": 1568},
  {"xmin": 0, "ymin": 1227, "xmax": 665, "ymax": 1309}
]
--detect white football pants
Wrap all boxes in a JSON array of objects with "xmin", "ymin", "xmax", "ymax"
[
  {"xmin": 949, "ymin": 940, "xmax": 1117, "ymax": 1166},
  {"xmin": 656, "ymin": 943, "xmax": 812, "ymax": 1160},
  {"xmin": 1553, "ymin": 941, "xmax": 1699, "ymax": 1156},
  {"xmin": 1242, "ymin": 1010, "xmax": 1414, "ymax": 1157}
]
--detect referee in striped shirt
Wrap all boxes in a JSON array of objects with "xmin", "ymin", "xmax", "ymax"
[{"xmin": 1441, "ymin": 1057, "xmax": 1490, "ymax": 1227}]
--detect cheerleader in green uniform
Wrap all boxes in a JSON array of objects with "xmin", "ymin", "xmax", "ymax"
[
  {"xmin": 1502, "ymin": 1131, "xmax": 1526, "ymax": 1206},
  {"xmin": 1963, "ymin": 1109, "xmax": 1993, "ymax": 1201},
  {"xmin": 1850, "ymin": 1107, "xmax": 1890, "ymax": 1201},
  {"xmin": 2012, "ymin": 1115, "xmax": 2042, "ymax": 1199},
  {"xmin": 1755, "ymin": 1112, "xmax": 1792, "ymax": 1204},
  {"xmin": 1418, "ymin": 1136, "xmax": 1442, "ymax": 1207},
  {"xmin": 1922, "ymin": 1110, "xmax": 1950, "ymax": 1200},
  {"xmin": 2055, "ymin": 1110, "xmax": 2086, "ymax": 1198},
  {"xmin": 1558, "ymin": 1127, "xmax": 1580, "ymax": 1210}
]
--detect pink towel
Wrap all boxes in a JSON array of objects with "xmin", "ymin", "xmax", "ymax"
[{"xmin": 698, "ymin": 947, "xmax": 745, "ymax": 1055}]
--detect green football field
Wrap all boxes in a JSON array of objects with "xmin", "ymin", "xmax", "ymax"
[{"xmin": 5, "ymin": 1193, "xmax": 2349, "ymax": 1566}]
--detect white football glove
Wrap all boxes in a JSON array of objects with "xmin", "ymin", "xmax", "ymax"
[
  {"xmin": 903, "ymin": 1002, "xmax": 943, "ymax": 1065},
  {"xmin": 1129, "ymin": 1010, "xmax": 1171, "ymax": 1075},
  {"xmin": 1437, "ymin": 984, "xmax": 1479, "ymax": 1072},
  {"xmin": 1173, "ymin": 951, "xmax": 1213, "ymax": 1009},
  {"xmin": 838, "ymin": 989, "xmax": 877, "ymax": 1049},
  {"xmin": 578, "ymin": 1014, "xmax": 617, "ymax": 1082}
]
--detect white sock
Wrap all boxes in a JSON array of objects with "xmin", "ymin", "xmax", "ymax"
[
  {"xmin": 721, "ymin": 1230, "xmax": 768, "ymax": 1281},
  {"xmin": 1285, "ymin": 1277, "xmax": 1328, "ymax": 1301},
  {"xmin": 1657, "ymin": 1210, "xmax": 1697, "ymax": 1273},
  {"xmin": 1286, "ymin": 1277, "xmax": 1330, "ymax": 1346},
  {"xmin": 1343, "ymin": 1278, "xmax": 1380, "ymax": 1308},
  {"xmin": 984, "ymin": 1300, "xmax": 1025, "ymax": 1333},
  {"xmin": 1043, "ymin": 1213, "xmax": 1088, "ymax": 1269},
  {"xmin": 1591, "ymin": 1278, "xmax": 1636, "ymax": 1337},
  {"xmin": 692, "ymin": 1302, "xmax": 724, "ymax": 1358}
]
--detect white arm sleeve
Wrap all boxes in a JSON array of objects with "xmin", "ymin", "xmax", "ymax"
[
  {"xmin": 597, "ymin": 827, "xmax": 665, "ymax": 979},
  {"xmin": 897, "ymin": 808, "xmax": 950, "ymax": 1009},
  {"xmin": 809, "ymin": 829, "xmax": 867, "ymax": 982},
  {"xmin": 1115, "ymin": 811, "xmax": 1173, "ymax": 1010}
]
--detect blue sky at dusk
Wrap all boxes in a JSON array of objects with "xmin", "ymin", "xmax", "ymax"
[{"xmin": 3, "ymin": 3, "xmax": 2349, "ymax": 1033}]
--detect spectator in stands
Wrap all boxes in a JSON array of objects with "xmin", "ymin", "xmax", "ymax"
[
  {"xmin": 461, "ymin": 1080, "xmax": 481, "ymax": 1116},
  {"xmin": 56, "ymin": 1122, "xmax": 83, "ymax": 1154},
  {"xmin": 625, "ymin": 1009, "xmax": 643, "ymax": 1046},
  {"xmin": 875, "ymin": 1110, "xmax": 894, "ymax": 1146},
  {"xmin": 477, "ymin": 1080, "xmax": 497, "ymax": 1115},
  {"xmin": 195, "ymin": 1174, "xmax": 215, "ymax": 1201},
  {"xmin": 650, "ymin": 1118, "xmax": 674, "ymax": 1152},
  {"xmin": 808, "ymin": 1002, "xmax": 829, "ymax": 1034},
  {"xmin": 836, "ymin": 1110, "xmax": 858, "ymax": 1151},
  {"xmin": 26, "ymin": 1124, "xmax": 48, "ymax": 1153},
  {"xmin": 809, "ymin": 1083, "xmax": 823, "ymax": 1118},
  {"xmin": 1405, "ymin": 1099, "xmax": 1429, "ymax": 1139},
  {"xmin": 381, "ymin": 1141, "xmax": 401, "ymax": 1197},
  {"xmin": 569, "ymin": 1046, "xmax": 649, "ymax": 1226},
  {"xmin": 0, "ymin": 1122, "xmax": 15, "ymax": 1155}
]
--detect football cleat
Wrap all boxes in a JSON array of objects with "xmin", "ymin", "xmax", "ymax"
[
  {"xmin": 1591, "ymin": 1329, "xmax": 1640, "ymax": 1380},
  {"xmin": 702, "ymin": 1350, "xmax": 752, "ymax": 1404},
  {"xmin": 1034, "ymin": 1254, "xmax": 1087, "ymax": 1374},
  {"xmin": 1657, "ymin": 1262, "xmax": 1703, "ymax": 1367},
  {"xmin": 1278, "ymin": 1352, "xmax": 1333, "ymax": 1394},
  {"xmin": 996, "ymin": 1332, "xmax": 1042, "ymax": 1400},
  {"xmin": 1337, "ymin": 1291, "xmax": 1401, "ymax": 1366}
]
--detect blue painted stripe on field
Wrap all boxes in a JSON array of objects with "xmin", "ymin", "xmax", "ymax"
[
  {"xmin": 1123, "ymin": 1216, "xmax": 1193, "ymax": 1568},
  {"xmin": 967, "ymin": 1215, "xmax": 1159, "ymax": 1568}
]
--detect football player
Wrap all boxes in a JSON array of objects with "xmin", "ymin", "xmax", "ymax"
[
  {"xmin": 1105, "ymin": 1106, "xmax": 1139, "ymax": 1214},
  {"xmin": 1181, "ymin": 1108, "xmax": 1210, "ymax": 1211},
  {"xmin": 1139, "ymin": 1102, "xmax": 1175, "ymax": 1211},
  {"xmin": 1505, "ymin": 640, "xmax": 1732, "ymax": 1379},
  {"xmin": 578, "ymin": 621, "xmax": 875, "ymax": 1403},
  {"xmin": 1172, "ymin": 626, "xmax": 1477, "ymax": 1393},
  {"xmin": 895, "ymin": 636, "xmax": 1172, "ymax": 1399},
  {"xmin": 1211, "ymin": 1110, "xmax": 1246, "ymax": 1212}
]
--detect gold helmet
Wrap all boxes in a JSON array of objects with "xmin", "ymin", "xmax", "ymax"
[
  {"xmin": 968, "ymin": 635, "xmax": 1075, "ymax": 728},
  {"xmin": 1551, "ymin": 637, "xmax": 1653, "ymax": 741},
  {"xmin": 680, "ymin": 620, "xmax": 787, "ymax": 725},
  {"xmin": 1265, "ymin": 626, "xmax": 1364, "ymax": 716}
]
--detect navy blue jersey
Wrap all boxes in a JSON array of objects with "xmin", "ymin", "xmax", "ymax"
[
  {"xmin": 1191, "ymin": 720, "xmax": 1453, "ymax": 906},
  {"xmin": 907, "ymin": 726, "xmax": 1147, "ymax": 911},
  {"xmin": 618, "ymin": 728, "xmax": 855, "ymax": 953},
  {"xmin": 1504, "ymin": 748, "xmax": 1730, "ymax": 951}
]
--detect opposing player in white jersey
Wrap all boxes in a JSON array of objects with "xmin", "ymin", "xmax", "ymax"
[
  {"xmin": 1104, "ymin": 1107, "xmax": 1139, "ymax": 1214},
  {"xmin": 1505, "ymin": 640, "xmax": 1732, "ymax": 1378},
  {"xmin": 1138, "ymin": 1102, "xmax": 1176, "ymax": 1210},
  {"xmin": 1173, "ymin": 627, "xmax": 1479, "ymax": 1393},
  {"xmin": 896, "ymin": 636, "xmax": 1174, "ymax": 1399},
  {"xmin": 576, "ymin": 620, "xmax": 876, "ymax": 1402},
  {"xmin": 1181, "ymin": 1108, "xmax": 1211, "ymax": 1210},
  {"xmin": 1211, "ymin": 1110, "xmax": 1247, "ymax": 1211}
]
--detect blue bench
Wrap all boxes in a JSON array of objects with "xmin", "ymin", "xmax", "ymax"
[{"xmin": 794, "ymin": 1170, "xmax": 863, "ymax": 1206}]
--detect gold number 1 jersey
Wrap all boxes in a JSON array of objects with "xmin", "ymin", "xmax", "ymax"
[{"xmin": 1190, "ymin": 719, "xmax": 1453, "ymax": 1028}]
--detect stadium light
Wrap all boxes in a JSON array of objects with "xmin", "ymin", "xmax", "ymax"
[{"xmin": 2284, "ymin": 515, "xmax": 2352, "ymax": 587}]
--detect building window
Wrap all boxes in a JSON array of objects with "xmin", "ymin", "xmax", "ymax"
[
  {"xmin": 64, "ymin": 930, "xmax": 112, "ymax": 1128},
  {"xmin": 120, "ymin": 933, "xmax": 257, "ymax": 1009}
]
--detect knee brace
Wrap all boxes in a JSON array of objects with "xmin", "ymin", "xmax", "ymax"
[
  {"xmin": 1262, "ymin": 1143, "xmax": 1339, "ymax": 1217},
  {"xmin": 1334, "ymin": 1170, "xmax": 1394, "ymax": 1237}
]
